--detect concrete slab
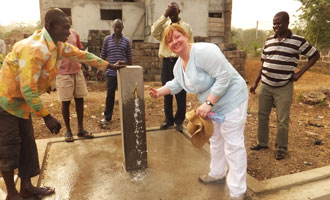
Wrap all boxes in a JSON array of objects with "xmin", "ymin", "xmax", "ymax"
[
  {"xmin": 39, "ymin": 129, "xmax": 229, "ymax": 200},
  {"xmin": 247, "ymin": 166, "xmax": 330, "ymax": 200},
  {"xmin": 2, "ymin": 127, "xmax": 330, "ymax": 199},
  {"xmin": 248, "ymin": 165, "xmax": 330, "ymax": 194}
]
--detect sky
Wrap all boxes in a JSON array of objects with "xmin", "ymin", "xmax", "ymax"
[
  {"xmin": 0, "ymin": 0, "xmax": 41, "ymax": 26},
  {"xmin": 232, "ymin": 0, "xmax": 302, "ymax": 30},
  {"xmin": 0, "ymin": 0, "xmax": 302, "ymax": 30}
]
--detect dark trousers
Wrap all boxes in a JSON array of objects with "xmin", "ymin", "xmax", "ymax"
[
  {"xmin": 161, "ymin": 57, "xmax": 186, "ymax": 125},
  {"xmin": 0, "ymin": 107, "xmax": 40, "ymax": 178},
  {"xmin": 104, "ymin": 76, "xmax": 118, "ymax": 121}
]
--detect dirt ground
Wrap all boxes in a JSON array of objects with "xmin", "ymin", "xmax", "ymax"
[{"xmin": 33, "ymin": 59, "xmax": 330, "ymax": 181}]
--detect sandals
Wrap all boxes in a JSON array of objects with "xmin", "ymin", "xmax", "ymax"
[
  {"xmin": 65, "ymin": 130, "xmax": 93, "ymax": 141},
  {"xmin": 20, "ymin": 186, "xmax": 55, "ymax": 198},
  {"xmin": 77, "ymin": 130, "xmax": 94, "ymax": 139},
  {"xmin": 65, "ymin": 131, "xmax": 74, "ymax": 142},
  {"xmin": 275, "ymin": 150, "xmax": 285, "ymax": 160}
]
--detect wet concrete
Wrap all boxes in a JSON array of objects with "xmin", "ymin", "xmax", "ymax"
[
  {"xmin": 1, "ymin": 129, "xmax": 330, "ymax": 199},
  {"xmin": 40, "ymin": 130, "xmax": 228, "ymax": 200}
]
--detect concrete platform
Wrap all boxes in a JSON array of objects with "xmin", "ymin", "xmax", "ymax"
[
  {"xmin": 1, "ymin": 128, "xmax": 330, "ymax": 200},
  {"xmin": 39, "ymin": 129, "xmax": 228, "ymax": 200}
]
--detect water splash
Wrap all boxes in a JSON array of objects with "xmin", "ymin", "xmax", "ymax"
[{"xmin": 133, "ymin": 83, "xmax": 145, "ymax": 167}]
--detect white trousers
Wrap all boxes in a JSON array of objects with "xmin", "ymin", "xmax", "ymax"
[{"xmin": 208, "ymin": 100, "xmax": 248, "ymax": 198}]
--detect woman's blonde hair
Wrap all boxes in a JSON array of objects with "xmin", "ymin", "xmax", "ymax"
[{"xmin": 162, "ymin": 23, "xmax": 191, "ymax": 49}]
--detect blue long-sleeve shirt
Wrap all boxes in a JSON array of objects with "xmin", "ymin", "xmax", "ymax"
[{"xmin": 166, "ymin": 43, "xmax": 248, "ymax": 115}]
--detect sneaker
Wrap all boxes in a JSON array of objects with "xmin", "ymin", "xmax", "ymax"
[
  {"xmin": 275, "ymin": 150, "xmax": 285, "ymax": 160},
  {"xmin": 100, "ymin": 118, "xmax": 110, "ymax": 124},
  {"xmin": 198, "ymin": 174, "xmax": 226, "ymax": 184}
]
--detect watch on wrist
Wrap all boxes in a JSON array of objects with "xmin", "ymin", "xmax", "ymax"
[{"xmin": 205, "ymin": 100, "xmax": 214, "ymax": 107}]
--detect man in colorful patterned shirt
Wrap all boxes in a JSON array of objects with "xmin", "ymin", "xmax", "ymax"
[
  {"xmin": 250, "ymin": 11, "xmax": 320, "ymax": 160},
  {"xmin": 0, "ymin": 8, "xmax": 124, "ymax": 200}
]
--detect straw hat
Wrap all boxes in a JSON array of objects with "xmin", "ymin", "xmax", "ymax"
[{"xmin": 185, "ymin": 110, "xmax": 214, "ymax": 148}]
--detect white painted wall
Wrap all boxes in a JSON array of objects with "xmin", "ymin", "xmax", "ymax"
[
  {"xmin": 40, "ymin": 0, "xmax": 145, "ymax": 43},
  {"xmin": 39, "ymin": 0, "xmax": 228, "ymax": 43},
  {"xmin": 122, "ymin": 4, "xmax": 145, "ymax": 41},
  {"xmin": 145, "ymin": 0, "xmax": 209, "ymax": 42},
  {"xmin": 209, "ymin": 0, "xmax": 225, "ymax": 11},
  {"xmin": 181, "ymin": 0, "xmax": 208, "ymax": 37},
  {"xmin": 71, "ymin": 2, "xmax": 145, "ymax": 42},
  {"xmin": 71, "ymin": 3, "xmax": 111, "ymax": 42}
]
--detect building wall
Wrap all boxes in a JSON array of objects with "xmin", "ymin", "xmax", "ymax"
[
  {"xmin": 39, "ymin": 0, "xmax": 145, "ymax": 42},
  {"xmin": 38, "ymin": 0, "xmax": 242, "ymax": 81},
  {"xmin": 39, "ymin": 0, "xmax": 231, "ymax": 43},
  {"xmin": 144, "ymin": 0, "xmax": 209, "ymax": 43},
  {"xmin": 144, "ymin": 0, "xmax": 231, "ymax": 43},
  {"xmin": 132, "ymin": 41, "xmax": 246, "ymax": 81}
]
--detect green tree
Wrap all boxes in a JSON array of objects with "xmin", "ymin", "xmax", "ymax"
[
  {"xmin": 296, "ymin": 0, "xmax": 330, "ymax": 49},
  {"xmin": 0, "ymin": 22, "xmax": 38, "ymax": 39},
  {"xmin": 232, "ymin": 28, "xmax": 270, "ymax": 57}
]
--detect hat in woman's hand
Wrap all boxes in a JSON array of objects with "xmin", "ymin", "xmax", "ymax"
[{"xmin": 185, "ymin": 110, "xmax": 213, "ymax": 148}]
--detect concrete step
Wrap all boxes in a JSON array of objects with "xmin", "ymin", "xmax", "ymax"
[
  {"xmin": 247, "ymin": 166, "xmax": 330, "ymax": 200},
  {"xmin": 256, "ymin": 177, "xmax": 330, "ymax": 200}
]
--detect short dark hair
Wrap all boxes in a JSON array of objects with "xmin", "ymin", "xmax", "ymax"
[
  {"xmin": 275, "ymin": 11, "xmax": 290, "ymax": 22},
  {"xmin": 171, "ymin": 2, "xmax": 179, "ymax": 8},
  {"xmin": 45, "ymin": 8, "xmax": 67, "ymax": 26}
]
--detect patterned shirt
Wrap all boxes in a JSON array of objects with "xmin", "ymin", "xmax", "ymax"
[
  {"xmin": 261, "ymin": 30, "xmax": 318, "ymax": 87},
  {"xmin": 100, "ymin": 34, "xmax": 132, "ymax": 76},
  {"xmin": 151, "ymin": 15, "xmax": 193, "ymax": 58},
  {"xmin": 0, "ymin": 28, "xmax": 109, "ymax": 119}
]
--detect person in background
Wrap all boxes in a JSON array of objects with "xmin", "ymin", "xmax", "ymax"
[
  {"xmin": 100, "ymin": 18, "xmax": 132, "ymax": 125},
  {"xmin": 0, "ymin": 39, "xmax": 6, "ymax": 65},
  {"xmin": 0, "ymin": 39, "xmax": 5, "ymax": 54},
  {"xmin": 56, "ymin": 18, "xmax": 93, "ymax": 142},
  {"xmin": 250, "ymin": 11, "xmax": 320, "ymax": 160},
  {"xmin": 149, "ymin": 24, "xmax": 248, "ymax": 200},
  {"xmin": 0, "ymin": 8, "xmax": 124, "ymax": 200},
  {"xmin": 151, "ymin": 2, "xmax": 193, "ymax": 133}
]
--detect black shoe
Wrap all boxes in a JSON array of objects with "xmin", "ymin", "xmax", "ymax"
[
  {"xmin": 275, "ymin": 150, "xmax": 285, "ymax": 160},
  {"xmin": 176, "ymin": 123, "xmax": 183, "ymax": 133},
  {"xmin": 250, "ymin": 144, "xmax": 268, "ymax": 151},
  {"xmin": 160, "ymin": 121, "xmax": 174, "ymax": 130}
]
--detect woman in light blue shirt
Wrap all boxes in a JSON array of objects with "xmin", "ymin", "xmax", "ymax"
[{"xmin": 149, "ymin": 24, "xmax": 248, "ymax": 200}]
